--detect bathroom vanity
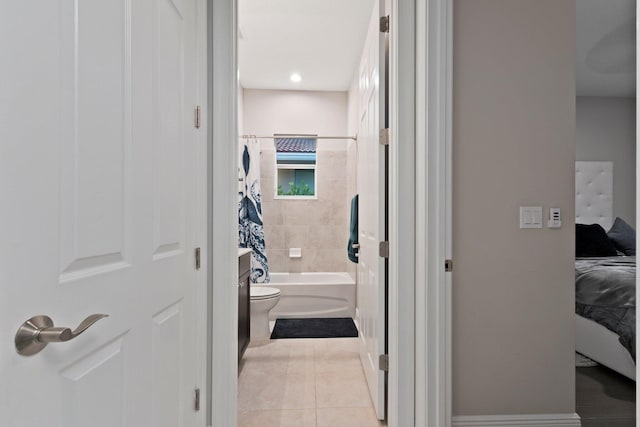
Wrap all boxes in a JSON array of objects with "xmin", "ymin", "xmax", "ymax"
[{"xmin": 238, "ymin": 249, "xmax": 251, "ymax": 362}]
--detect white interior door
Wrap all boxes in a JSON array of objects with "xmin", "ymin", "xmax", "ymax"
[
  {"xmin": 1, "ymin": 0, "xmax": 200, "ymax": 426},
  {"xmin": 356, "ymin": 0, "xmax": 387, "ymax": 420}
]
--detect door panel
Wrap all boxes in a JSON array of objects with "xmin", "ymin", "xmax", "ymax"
[
  {"xmin": 0, "ymin": 0, "xmax": 199, "ymax": 425},
  {"xmin": 153, "ymin": 0, "xmax": 186, "ymax": 259},
  {"xmin": 152, "ymin": 302, "xmax": 183, "ymax": 427},
  {"xmin": 59, "ymin": 336, "xmax": 126, "ymax": 427},
  {"xmin": 59, "ymin": 0, "xmax": 132, "ymax": 282},
  {"xmin": 356, "ymin": 0, "xmax": 386, "ymax": 420}
]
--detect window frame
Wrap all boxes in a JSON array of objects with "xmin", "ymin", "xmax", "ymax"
[{"xmin": 273, "ymin": 137, "xmax": 318, "ymax": 200}]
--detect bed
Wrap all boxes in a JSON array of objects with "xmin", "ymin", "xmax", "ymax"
[{"xmin": 575, "ymin": 161, "xmax": 636, "ymax": 380}]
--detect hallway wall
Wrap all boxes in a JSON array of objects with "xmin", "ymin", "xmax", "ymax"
[{"xmin": 452, "ymin": 0, "xmax": 576, "ymax": 417}]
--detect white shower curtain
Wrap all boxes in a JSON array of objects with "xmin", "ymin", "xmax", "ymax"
[{"xmin": 239, "ymin": 137, "xmax": 269, "ymax": 283}]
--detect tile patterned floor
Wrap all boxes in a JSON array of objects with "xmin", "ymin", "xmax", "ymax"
[
  {"xmin": 238, "ymin": 338, "xmax": 386, "ymax": 427},
  {"xmin": 576, "ymin": 366, "xmax": 636, "ymax": 427}
]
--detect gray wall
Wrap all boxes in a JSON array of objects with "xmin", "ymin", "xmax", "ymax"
[
  {"xmin": 576, "ymin": 96, "xmax": 636, "ymax": 227},
  {"xmin": 453, "ymin": 0, "xmax": 576, "ymax": 416}
]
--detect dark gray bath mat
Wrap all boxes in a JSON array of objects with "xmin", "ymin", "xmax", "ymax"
[{"xmin": 270, "ymin": 317, "xmax": 358, "ymax": 339}]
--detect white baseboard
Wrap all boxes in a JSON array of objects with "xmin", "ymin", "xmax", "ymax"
[{"xmin": 452, "ymin": 413, "xmax": 581, "ymax": 427}]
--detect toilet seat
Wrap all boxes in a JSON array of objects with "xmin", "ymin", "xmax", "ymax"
[{"xmin": 250, "ymin": 286, "xmax": 280, "ymax": 300}]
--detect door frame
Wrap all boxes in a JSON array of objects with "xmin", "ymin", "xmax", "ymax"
[
  {"xmin": 207, "ymin": 0, "xmax": 453, "ymax": 425},
  {"xmin": 194, "ymin": 0, "xmax": 209, "ymax": 426},
  {"xmin": 207, "ymin": 0, "xmax": 239, "ymax": 426},
  {"xmin": 410, "ymin": 0, "xmax": 453, "ymax": 425}
]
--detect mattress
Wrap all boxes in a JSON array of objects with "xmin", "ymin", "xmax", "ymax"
[
  {"xmin": 576, "ymin": 314, "xmax": 635, "ymax": 380},
  {"xmin": 575, "ymin": 256, "xmax": 636, "ymax": 360}
]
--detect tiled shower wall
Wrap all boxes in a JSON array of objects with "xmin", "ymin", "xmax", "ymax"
[
  {"xmin": 260, "ymin": 148, "xmax": 348, "ymax": 273},
  {"xmin": 242, "ymin": 88, "xmax": 353, "ymax": 274}
]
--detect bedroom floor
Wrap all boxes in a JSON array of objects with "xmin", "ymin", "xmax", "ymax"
[{"xmin": 576, "ymin": 365, "xmax": 636, "ymax": 427}]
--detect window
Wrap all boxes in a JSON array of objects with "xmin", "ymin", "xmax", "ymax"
[{"xmin": 275, "ymin": 136, "xmax": 317, "ymax": 198}]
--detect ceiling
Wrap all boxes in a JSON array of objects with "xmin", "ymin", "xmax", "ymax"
[
  {"xmin": 238, "ymin": 0, "xmax": 375, "ymax": 91},
  {"xmin": 240, "ymin": 0, "xmax": 637, "ymax": 96},
  {"xmin": 576, "ymin": 0, "xmax": 636, "ymax": 97}
]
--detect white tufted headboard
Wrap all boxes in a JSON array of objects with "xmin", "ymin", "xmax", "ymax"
[{"xmin": 575, "ymin": 161, "xmax": 613, "ymax": 230}]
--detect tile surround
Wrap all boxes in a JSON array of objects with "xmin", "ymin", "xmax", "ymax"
[
  {"xmin": 260, "ymin": 150, "xmax": 350, "ymax": 273},
  {"xmin": 262, "ymin": 201, "xmax": 284, "ymax": 225},
  {"xmin": 238, "ymin": 338, "xmax": 385, "ymax": 427},
  {"xmin": 264, "ymin": 226, "xmax": 285, "ymax": 251},
  {"xmin": 284, "ymin": 226, "xmax": 308, "ymax": 249},
  {"xmin": 266, "ymin": 249, "xmax": 287, "ymax": 273}
]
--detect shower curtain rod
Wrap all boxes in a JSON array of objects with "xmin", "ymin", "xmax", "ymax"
[{"xmin": 240, "ymin": 134, "xmax": 357, "ymax": 141}]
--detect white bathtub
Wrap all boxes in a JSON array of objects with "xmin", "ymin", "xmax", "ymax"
[{"xmin": 264, "ymin": 272, "xmax": 355, "ymax": 319}]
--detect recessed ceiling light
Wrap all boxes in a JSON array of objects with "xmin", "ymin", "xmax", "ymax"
[{"xmin": 290, "ymin": 73, "xmax": 302, "ymax": 83}]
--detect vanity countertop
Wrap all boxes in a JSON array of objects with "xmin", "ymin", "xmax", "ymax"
[{"xmin": 238, "ymin": 248, "xmax": 252, "ymax": 257}]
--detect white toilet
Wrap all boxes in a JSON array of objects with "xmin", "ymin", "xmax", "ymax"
[{"xmin": 250, "ymin": 286, "xmax": 281, "ymax": 344}]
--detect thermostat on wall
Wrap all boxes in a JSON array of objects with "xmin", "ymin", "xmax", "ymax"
[{"xmin": 548, "ymin": 207, "xmax": 561, "ymax": 228}]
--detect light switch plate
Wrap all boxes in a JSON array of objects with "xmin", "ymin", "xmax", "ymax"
[{"xmin": 520, "ymin": 206, "xmax": 543, "ymax": 229}]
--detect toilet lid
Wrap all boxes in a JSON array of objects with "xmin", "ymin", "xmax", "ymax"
[{"xmin": 250, "ymin": 286, "xmax": 280, "ymax": 300}]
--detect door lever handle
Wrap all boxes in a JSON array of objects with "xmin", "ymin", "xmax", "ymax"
[{"xmin": 15, "ymin": 314, "xmax": 109, "ymax": 356}]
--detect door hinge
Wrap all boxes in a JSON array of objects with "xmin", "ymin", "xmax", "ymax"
[
  {"xmin": 445, "ymin": 259, "xmax": 453, "ymax": 272},
  {"xmin": 379, "ymin": 241, "xmax": 389, "ymax": 258},
  {"xmin": 379, "ymin": 354, "xmax": 389, "ymax": 372},
  {"xmin": 380, "ymin": 15, "xmax": 390, "ymax": 33},
  {"xmin": 195, "ymin": 247, "xmax": 201, "ymax": 270},
  {"xmin": 194, "ymin": 105, "xmax": 201, "ymax": 129},
  {"xmin": 194, "ymin": 387, "xmax": 201, "ymax": 411},
  {"xmin": 379, "ymin": 128, "xmax": 389, "ymax": 146}
]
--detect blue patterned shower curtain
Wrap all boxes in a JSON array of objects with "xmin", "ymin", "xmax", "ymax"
[{"xmin": 239, "ymin": 138, "xmax": 269, "ymax": 283}]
